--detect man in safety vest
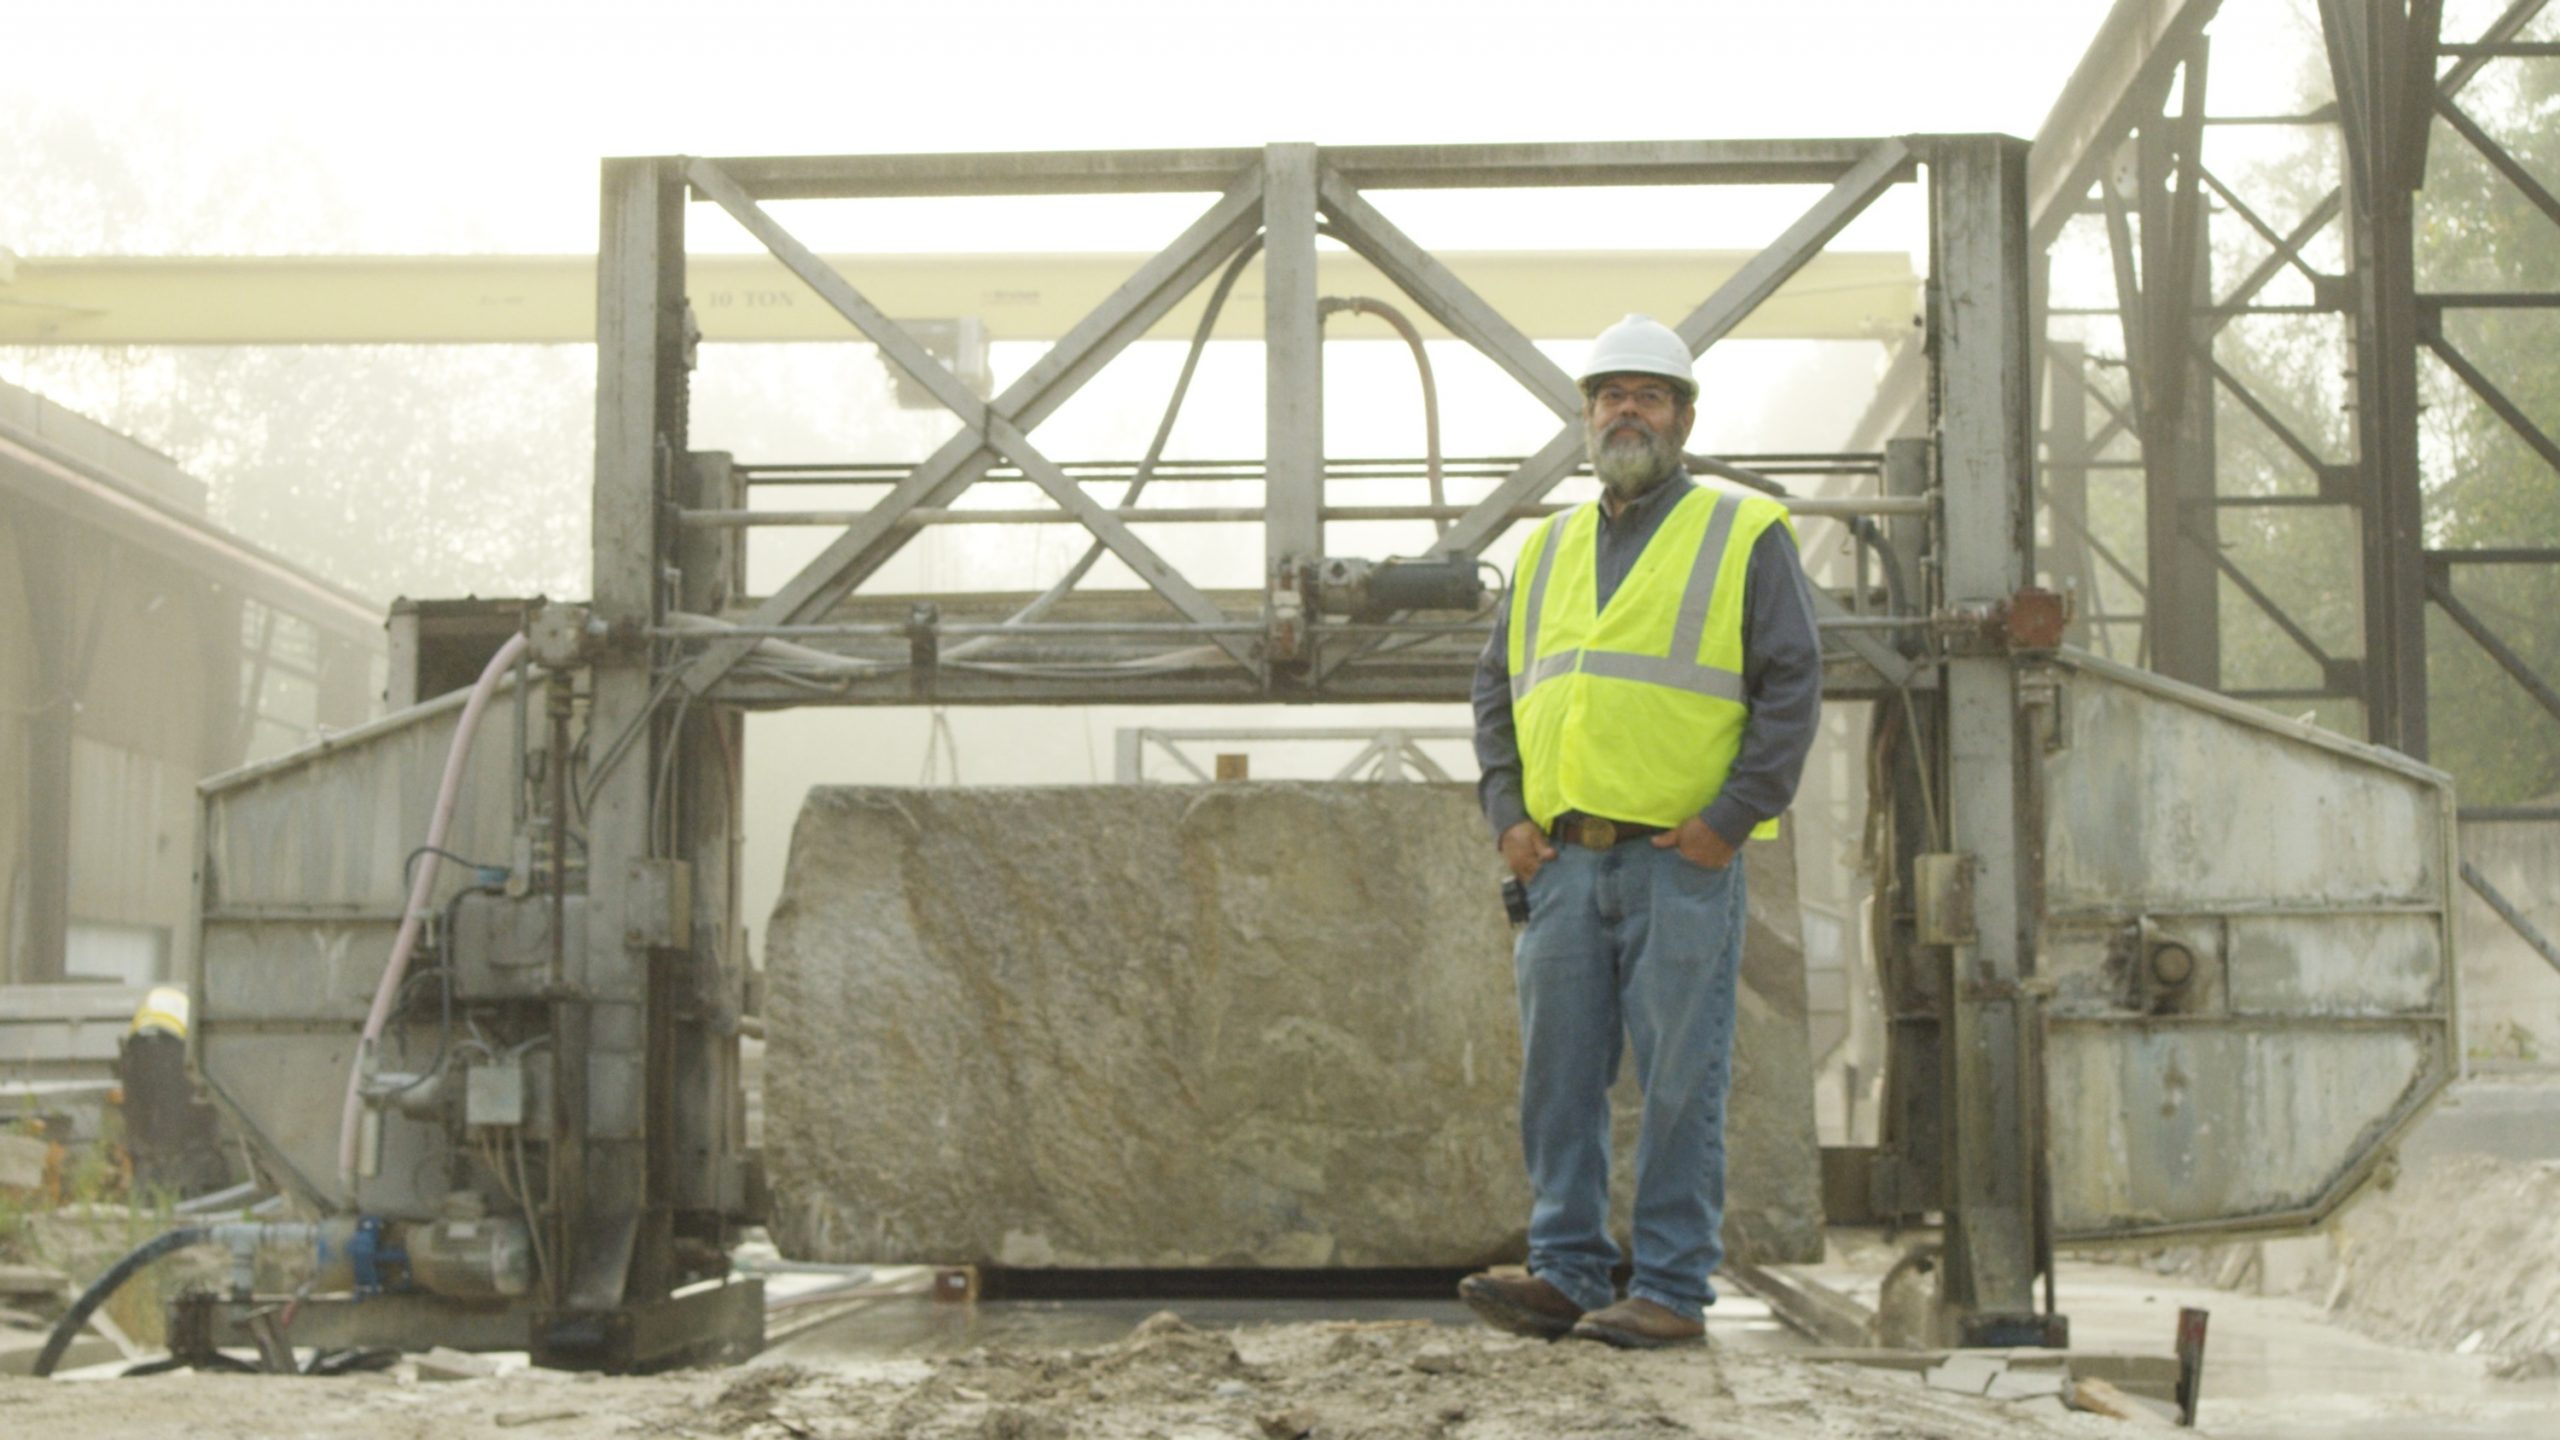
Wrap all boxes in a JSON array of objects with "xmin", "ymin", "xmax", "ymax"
[{"xmin": 1461, "ymin": 314, "xmax": 1823, "ymax": 1348}]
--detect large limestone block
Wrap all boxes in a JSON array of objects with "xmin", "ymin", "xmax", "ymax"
[{"xmin": 765, "ymin": 784, "xmax": 1821, "ymax": 1268}]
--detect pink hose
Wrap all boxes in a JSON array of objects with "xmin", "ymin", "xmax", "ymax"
[{"xmin": 336, "ymin": 632, "xmax": 531, "ymax": 1191}]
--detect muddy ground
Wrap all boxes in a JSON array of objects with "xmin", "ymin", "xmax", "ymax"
[{"xmin": 0, "ymin": 1311, "xmax": 2129, "ymax": 1440}]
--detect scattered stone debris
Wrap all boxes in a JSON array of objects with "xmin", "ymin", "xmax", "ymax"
[
  {"xmin": 2162, "ymin": 1152, "xmax": 2560, "ymax": 1379},
  {"xmin": 0, "ymin": 1312, "xmax": 2173, "ymax": 1438}
]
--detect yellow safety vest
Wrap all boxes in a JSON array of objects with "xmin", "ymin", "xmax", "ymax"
[{"xmin": 1507, "ymin": 486, "xmax": 1793, "ymax": 837}]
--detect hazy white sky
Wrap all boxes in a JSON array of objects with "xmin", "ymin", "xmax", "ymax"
[
  {"xmin": 0, "ymin": 0, "xmax": 2377, "ymax": 940},
  {"xmin": 9, "ymin": 0, "xmax": 2134, "ymax": 254}
]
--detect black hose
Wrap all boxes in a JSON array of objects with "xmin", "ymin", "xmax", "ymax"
[{"xmin": 33, "ymin": 1226, "xmax": 210, "ymax": 1377}]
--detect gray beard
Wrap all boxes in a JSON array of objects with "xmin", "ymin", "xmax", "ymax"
[{"xmin": 1587, "ymin": 418, "xmax": 1679, "ymax": 497}]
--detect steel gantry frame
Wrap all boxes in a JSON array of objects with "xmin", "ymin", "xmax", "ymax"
[
  {"xmin": 2021, "ymin": 0, "xmax": 2560, "ymax": 800},
  {"xmin": 568, "ymin": 137, "xmax": 2058, "ymax": 1346},
  {"xmin": 647, "ymin": 140, "xmax": 1937, "ymax": 710}
]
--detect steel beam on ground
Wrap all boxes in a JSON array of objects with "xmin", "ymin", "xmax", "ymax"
[{"xmin": 1930, "ymin": 135, "xmax": 2048, "ymax": 1340}]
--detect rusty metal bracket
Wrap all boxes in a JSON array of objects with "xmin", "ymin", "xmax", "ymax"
[
  {"xmin": 1915, "ymin": 853, "xmax": 1977, "ymax": 946},
  {"xmin": 2174, "ymin": 1306, "xmax": 2210, "ymax": 1426},
  {"xmin": 1931, "ymin": 586, "xmax": 2074, "ymax": 655}
]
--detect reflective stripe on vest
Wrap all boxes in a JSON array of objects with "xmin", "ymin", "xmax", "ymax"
[
  {"xmin": 1505, "ymin": 485, "xmax": 1790, "ymax": 834},
  {"xmin": 1509, "ymin": 489, "xmax": 1748, "ymax": 706}
]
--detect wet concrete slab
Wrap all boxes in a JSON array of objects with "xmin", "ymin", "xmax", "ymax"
[
  {"xmin": 1795, "ymin": 1245, "xmax": 2560, "ymax": 1440},
  {"xmin": 2056, "ymin": 1264, "xmax": 2560, "ymax": 1440}
]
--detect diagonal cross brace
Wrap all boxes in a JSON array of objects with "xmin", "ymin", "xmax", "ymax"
[
  {"xmin": 678, "ymin": 161, "xmax": 1267, "ymax": 693},
  {"xmin": 1315, "ymin": 168, "xmax": 1583, "ymax": 423},
  {"xmin": 1424, "ymin": 137, "xmax": 1913, "ymax": 562},
  {"xmin": 2462, "ymin": 859, "xmax": 2560, "ymax": 977}
]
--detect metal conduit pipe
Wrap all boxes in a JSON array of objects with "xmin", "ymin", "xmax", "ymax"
[
  {"xmin": 1317, "ymin": 295, "xmax": 1446, "ymax": 529},
  {"xmin": 335, "ymin": 631, "xmax": 530, "ymax": 1194},
  {"xmin": 678, "ymin": 496, "xmax": 1930, "ymax": 528},
  {"xmin": 945, "ymin": 236, "xmax": 1267, "ymax": 661}
]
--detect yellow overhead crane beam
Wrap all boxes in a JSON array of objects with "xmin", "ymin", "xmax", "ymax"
[{"xmin": 0, "ymin": 250, "xmax": 1917, "ymax": 346}]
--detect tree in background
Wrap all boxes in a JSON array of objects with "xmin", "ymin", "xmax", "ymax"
[
  {"xmin": 2082, "ymin": 27, "xmax": 2560, "ymax": 807},
  {"xmin": 1, "ymin": 100, "xmax": 596, "ymax": 606},
  {"xmin": 2408, "ymin": 43, "xmax": 2560, "ymax": 806}
]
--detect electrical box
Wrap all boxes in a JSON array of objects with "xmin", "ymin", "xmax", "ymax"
[
  {"xmin": 466, "ymin": 1056, "xmax": 527, "ymax": 1128},
  {"xmin": 451, "ymin": 892, "xmax": 584, "ymax": 1001}
]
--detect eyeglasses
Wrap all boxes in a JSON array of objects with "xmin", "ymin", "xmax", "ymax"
[{"xmin": 1591, "ymin": 382, "xmax": 1680, "ymax": 410}]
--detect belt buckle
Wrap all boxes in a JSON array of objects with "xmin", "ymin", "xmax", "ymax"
[{"xmin": 1582, "ymin": 817, "xmax": 1617, "ymax": 849}]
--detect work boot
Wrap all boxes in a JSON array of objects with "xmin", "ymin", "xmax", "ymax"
[
  {"xmin": 1457, "ymin": 1270, "xmax": 1585, "ymax": 1340},
  {"xmin": 1569, "ymin": 1297, "xmax": 1706, "ymax": 1349}
]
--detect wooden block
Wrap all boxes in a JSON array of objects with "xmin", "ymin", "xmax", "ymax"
[
  {"xmin": 0, "ymin": 1264, "xmax": 68, "ymax": 1300},
  {"xmin": 0, "ymin": 1134, "xmax": 50, "ymax": 1191},
  {"xmin": 413, "ymin": 1345, "xmax": 497, "ymax": 1381},
  {"xmin": 2068, "ymin": 1376, "xmax": 2180, "ymax": 1428}
]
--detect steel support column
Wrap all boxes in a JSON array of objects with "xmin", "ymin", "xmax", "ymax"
[
  {"xmin": 2043, "ymin": 341, "xmax": 2099, "ymax": 650},
  {"xmin": 2128, "ymin": 43, "xmax": 2223, "ymax": 688},
  {"xmin": 2324, "ymin": 0, "xmax": 2441, "ymax": 756},
  {"xmin": 8, "ymin": 505, "xmax": 74, "ymax": 983},
  {"xmin": 1264, "ymin": 144, "xmax": 1323, "ymax": 677},
  {"xmin": 571, "ymin": 155, "xmax": 691, "ymax": 1323},
  {"xmin": 1930, "ymin": 136, "xmax": 2050, "ymax": 1342}
]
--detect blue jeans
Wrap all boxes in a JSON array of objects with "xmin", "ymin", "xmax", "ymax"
[{"xmin": 1513, "ymin": 840, "xmax": 1745, "ymax": 1321}]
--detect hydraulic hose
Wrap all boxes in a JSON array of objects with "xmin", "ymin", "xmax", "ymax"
[
  {"xmin": 948, "ymin": 235, "xmax": 1266, "ymax": 659},
  {"xmin": 1317, "ymin": 295, "xmax": 1445, "ymax": 528},
  {"xmin": 335, "ymin": 631, "xmax": 531, "ymax": 1193},
  {"xmin": 33, "ymin": 1226, "xmax": 210, "ymax": 1377}
]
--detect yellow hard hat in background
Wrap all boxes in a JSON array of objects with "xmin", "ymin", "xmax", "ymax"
[{"xmin": 130, "ymin": 985, "xmax": 190, "ymax": 1040}]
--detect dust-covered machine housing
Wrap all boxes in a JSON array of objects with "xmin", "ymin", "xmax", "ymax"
[{"xmin": 182, "ymin": 130, "xmax": 2458, "ymax": 1368}]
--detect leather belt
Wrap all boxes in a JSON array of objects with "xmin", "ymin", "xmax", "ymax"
[{"xmin": 1552, "ymin": 814, "xmax": 1668, "ymax": 849}]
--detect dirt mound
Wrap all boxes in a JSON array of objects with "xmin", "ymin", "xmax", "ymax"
[
  {"xmin": 2166, "ymin": 1152, "xmax": 2560, "ymax": 1377},
  {"xmin": 0, "ymin": 1317, "xmax": 2114, "ymax": 1439},
  {"xmin": 651, "ymin": 1317, "xmax": 2106, "ymax": 1440},
  {"xmin": 2322, "ymin": 1154, "xmax": 2560, "ymax": 1367}
]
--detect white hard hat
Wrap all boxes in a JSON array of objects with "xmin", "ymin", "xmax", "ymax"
[{"xmin": 1578, "ymin": 313, "xmax": 1696, "ymax": 400}]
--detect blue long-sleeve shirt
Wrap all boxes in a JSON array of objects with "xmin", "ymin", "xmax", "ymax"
[{"xmin": 1471, "ymin": 470, "xmax": 1825, "ymax": 848}]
